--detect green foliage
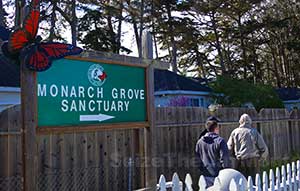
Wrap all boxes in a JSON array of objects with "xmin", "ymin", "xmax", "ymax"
[
  {"xmin": 77, "ymin": 3, "xmax": 131, "ymax": 54},
  {"xmin": 210, "ymin": 76, "xmax": 284, "ymax": 110},
  {"xmin": 78, "ymin": 9, "xmax": 113, "ymax": 52},
  {"xmin": 4, "ymin": 0, "xmax": 300, "ymax": 88},
  {"xmin": 261, "ymin": 152, "xmax": 300, "ymax": 173}
]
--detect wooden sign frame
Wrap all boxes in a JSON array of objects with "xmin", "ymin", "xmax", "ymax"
[
  {"xmin": 35, "ymin": 56, "xmax": 151, "ymax": 134},
  {"xmin": 22, "ymin": 53, "xmax": 157, "ymax": 191}
]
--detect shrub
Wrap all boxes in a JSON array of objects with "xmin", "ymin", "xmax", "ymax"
[{"xmin": 210, "ymin": 76, "xmax": 284, "ymax": 110}]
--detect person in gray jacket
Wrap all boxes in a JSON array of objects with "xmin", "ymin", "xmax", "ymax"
[
  {"xmin": 195, "ymin": 117, "xmax": 230, "ymax": 187},
  {"xmin": 227, "ymin": 113, "xmax": 269, "ymax": 179}
]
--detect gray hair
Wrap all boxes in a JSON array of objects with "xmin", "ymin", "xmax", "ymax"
[{"xmin": 239, "ymin": 113, "xmax": 252, "ymax": 128}]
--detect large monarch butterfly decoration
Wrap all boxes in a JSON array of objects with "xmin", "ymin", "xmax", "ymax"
[{"xmin": 0, "ymin": 0, "xmax": 82, "ymax": 71}]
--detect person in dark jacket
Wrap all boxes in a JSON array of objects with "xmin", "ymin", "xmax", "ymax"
[{"xmin": 195, "ymin": 117, "xmax": 230, "ymax": 187}]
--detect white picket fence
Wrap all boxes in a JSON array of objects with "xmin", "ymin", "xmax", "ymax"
[{"xmin": 157, "ymin": 160, "xmax": 300, "ymax": 191}]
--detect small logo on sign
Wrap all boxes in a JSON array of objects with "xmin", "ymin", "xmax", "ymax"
[{"xmin": 88, "ymin": 64, "xmax": 107, "ymax": 86}]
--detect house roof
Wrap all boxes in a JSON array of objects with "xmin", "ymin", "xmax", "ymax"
[
  {"xmin": 276, "ymin": 88, "xmax": 300, "ymax": 101},
  {"xmin": 0, "ymin": 55, "xmax": 20, "ymax": 87},
  {"xmin": 0, "ymin": 58, "xmax": 211, "ymax": 93},
  {"xmin": 154, "ymin": 69, "xmax": 212, "ymax": 92},
  {"xmin": 190, "ymin": 77, "xmax": 212, "ymax": 85}
]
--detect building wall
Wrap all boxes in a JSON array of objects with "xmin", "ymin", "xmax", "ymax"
[
  {"xmin": 155, "ymin": 94, "xmax": 212, "ymax": 108},
  {"xmin": 0, "ymin": 87, "xmax": 20, "ymax": 112}
]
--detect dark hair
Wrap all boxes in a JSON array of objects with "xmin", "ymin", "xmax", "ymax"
[
  {"xmin": 206, "ymin": 116, "xmax": 220, "ymax": 122},
  {"xmin": 206, "ymin": 120, "xmax": 218, "ymax": 132}
]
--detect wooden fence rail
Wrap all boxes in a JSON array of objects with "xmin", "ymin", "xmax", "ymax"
[
  {"xmin": 1, "ymin": 106, "xmax": 300, "ymax": 190},
  {"xmin": 157, "ymin": 160, "xmax": 300, "ymax": 191}
]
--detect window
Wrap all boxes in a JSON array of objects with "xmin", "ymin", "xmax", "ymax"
[
  {"xmin": 190, "ymin": 98, "xmax": 199, "ymax": 107},
  {"xmin": 200, "ymin": 98, "xmax": 204, "ymax": 107}
]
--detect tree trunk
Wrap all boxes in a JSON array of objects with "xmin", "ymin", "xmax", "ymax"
[
  {"xmin": 279, "ymin": 37, "xmax": 290, "ymax": 86},
  {"xmin": 211, "ymin": 13, "xmax": 225, "ymax": 75},
  {"xmin": 153, "ymin": 32, "xmax": 159, "ymax": 59},
  {"xmin": 195, "ymin": 47, "xmax": 206, "ymax": 78},
  {"xmin": 49, "ymin": 0, "xmax": 57, "ymax": 41},
  {"xmin": 107, "ymin": 12, "xmax": 121, "ymax": 54},
  {"xmin": 126, "ymin": 0, "xmax": 142, "ymax": 57},
  {"xmin": 138, "ymin": 0, "xmax": 144, "ymax": 58},
  {"xmin": 0, "ymin": 0, "xmax": 5, "ymax": 26},
  {"xmin": 251, "ymin": 33, "xmax": 260, "ymax": 84},
  {"xmin": 151, "ymin": 0, "xmax": 159, "ymax": 59},
  {"xmin": 237, "ymin": 16, "xmax": 248, "ymax": 79},
  {"xmin": 266, "ymin": 58, "xmax": 271, "ymax": 84},
  {"xmin": 252, "ymin": 48, "xmax": 260, "ymax": 84},
  {"xmin": 271, "ymin": 48, "xmax": 281, "ymax": 87},
  {"xmin": 132, "ymin": 20, "xmax": 141, "ymax": 56},
  {"xmin": 71, "ymin": 0, "xmax": 77, "ymax": 46},
  {"xmin": 171, "ymin": 40, "xmax": 177, "ymax": 73},
  {"xmin": 224, "ymin": 36, "xmax": 233, "ymax": 75},
  {"xmin": 166, "ymin": 3, "xmax": 177, "ymax": 73},
  {"xmin": 276, "ymin": 40, "xmax": 285, "ymax": 86},
  {"xmin": 116, "ymin": 0, "xmax": 123, "ymax": 53}
]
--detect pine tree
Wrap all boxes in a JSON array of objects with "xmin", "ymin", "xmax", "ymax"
[{"xmin": 78, "ymin": 1, "xmax": 130, "ymax": 53}]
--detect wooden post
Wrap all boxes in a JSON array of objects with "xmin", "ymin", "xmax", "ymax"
[
  {"xmin": 143, "ymin": 31, "xmax": 157, "ymax": 190},
  {"xmin": 15, "ymin": 0, "xmax": 25, "ymax": 27},
  {"xmin": 17, "ymin": 2, "xmax": 37, "ymax": 190},
  {"xmin": 16, "ymin": 4, "xmax": 37, "ymax": 191},
  {"xmin": 142, "ymin": 31, "xmax": 153, "ymax": 59},
  {"xmin": 21, "ymin": 53, "xmax": 37, "ymax": 190}
]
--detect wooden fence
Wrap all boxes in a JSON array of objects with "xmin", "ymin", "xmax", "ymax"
[
  {"xmin": 155, "ymin": 107, "xmax": 300, "ymax": 186},
  {"xmin": 1, "ymin": 106, "xmax": 300, "ymax": 190},
  {"xmin": 157, "ymin": 160, "xmax": 300, "ymax": 191},
  {"xmin": 0, "ymin": 105, "xmax": 145, "ymax": 191}
]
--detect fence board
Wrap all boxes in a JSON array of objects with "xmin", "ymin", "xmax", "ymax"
[
  {"xmin": 96, "ymin": 131, "xmax": 105, "ymax": 191},
  {"xmin": 63, "ymin": 133, "xmax": 76, "ymax": 191},
  {"xmin": 0, "ymin": 133, "xmax": 8, "ymax": 180},
  {"xmin": 36, "ymin": 135, "xmax": 50, "ymax": 191},
  {"xmin": 0, "ymin": 106, "xmax": 11, "ymax": 179},
  {"xmin": 86, "ymin": 132, "xmax": 97, "ymax": 191}
]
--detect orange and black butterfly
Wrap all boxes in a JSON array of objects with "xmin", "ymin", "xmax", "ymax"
[{"xmin": 1, "ymin": 0, "xmax": 82, "ymax": 71}]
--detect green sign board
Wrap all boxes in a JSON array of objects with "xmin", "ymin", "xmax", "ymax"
[{"xmin": 37, "ymin": 58, "xmax": 147, "ymax": 127}]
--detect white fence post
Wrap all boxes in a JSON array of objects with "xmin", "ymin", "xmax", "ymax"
[
  {"xmin": 282, "ymin": 165, "xmax": 287, "ymax": 191},
  {"xmin": 269, "ymin": 169, "xmax": 275, "ymax": 191},
  {"xmin": 292, "ymin": 162, "xmax": 296, "ymax": 191},
  {"xmin": 255, "ymin": 174, "xmax": 261, "ymax": 191},
  {"xmin": 184, "ymin": 174, "xmax": 193, "ymax": 191},
  {"xmin": 248, "ymin": 176, "xmax": 254, "ymax": 191},
  {"xmin": 198, "ymin": 176, "xmax": 206, "ymax": 191},
  {"xmin": 296, "ymin": 160, "xmax": 300, "ymax": 190},
  {"xmin": 172, "ymin": 173, "xmax": 181, "ymax": 191},
  {"xmin": 287, "ymin": 163, "xmax": 292, "ymax": 191},
  {"xmin": 262, "ymin": 171, "xmax": 268, "ymax": 191},
  {"xmin": 158, "ymin": 175, "xmax": 167, "ymax": 191},
  {"xmin": 276, "ymin": 167, "xmax": 281, "ymax": 191}
]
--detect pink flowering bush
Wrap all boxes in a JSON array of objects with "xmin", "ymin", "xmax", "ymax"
[{"xmin": 167, "ymin": 96, "xmax": 190, "ymax": 107}]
